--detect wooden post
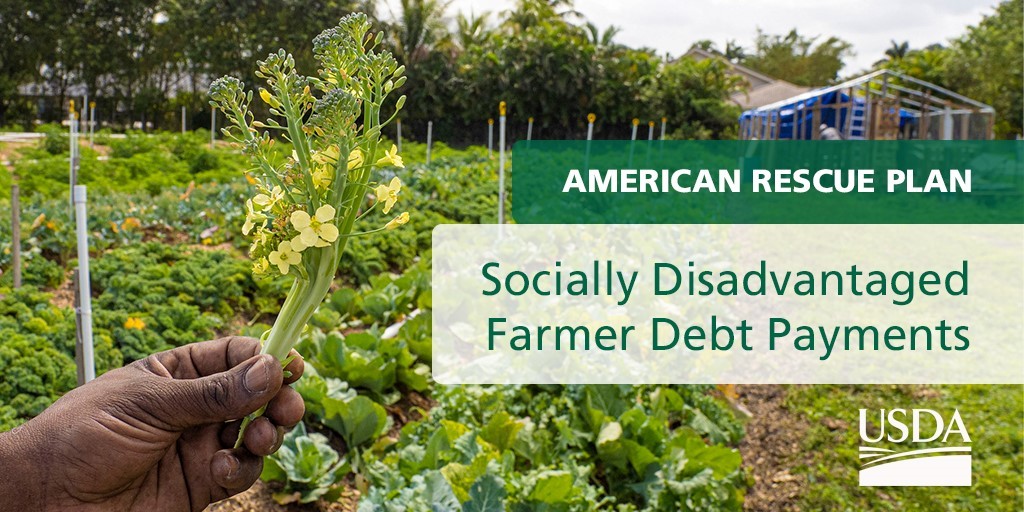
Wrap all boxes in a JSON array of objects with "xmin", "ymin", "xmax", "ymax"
[
  {"xmin": 11, "ymin": 184, "xmax": 21, "ymax": 288},
  {"xmin": 181, "ymin": 106, "xmax": 186, "ymax": 133},
  {"xmin": 920, "ymin": 92, "xmax": 931, "ymax": 140},
  {"xmin": 795, "ymin": 104, "xmax": 802, "ymax": 140},
  {"xmin": 811, "ymin": 106, "xmax": 821, "ymax": 140},
  {"xmin": 863, "ymin": 86, "xmax": 873, "ymax": 139}
]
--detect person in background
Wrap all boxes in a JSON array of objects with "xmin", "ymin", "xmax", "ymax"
[{"xmin": 820, "ymin": 123, "xmax": 843, "ymax": 140}]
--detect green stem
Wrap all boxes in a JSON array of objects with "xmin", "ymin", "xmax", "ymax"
[{"xmin": 235, "ymin": 246, "xmax": 338, "ymax": 448}]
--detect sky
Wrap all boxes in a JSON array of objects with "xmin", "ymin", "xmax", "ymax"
[{"xmin": 383, "ymin": 0, "xmax": 998, "ymax": 74}]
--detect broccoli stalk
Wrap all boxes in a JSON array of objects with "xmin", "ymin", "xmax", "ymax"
[{"xmin": 209, "ymin": 13, "xmax": 409, "ymax": 447}]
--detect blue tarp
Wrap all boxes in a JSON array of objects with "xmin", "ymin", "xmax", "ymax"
[{"xmin": 742, "ymin": 91, "xmax": 914, "ymax": 139}]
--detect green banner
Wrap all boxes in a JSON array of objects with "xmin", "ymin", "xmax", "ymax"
[{"xmin": 512, "ymin": 140, "xmax": 1024, "ymax": 224}]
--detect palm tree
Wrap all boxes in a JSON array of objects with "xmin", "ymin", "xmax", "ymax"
[
  {"xmin": 885, "ymin": 39, "xmax": 910, "ymax": 60},
  {"xmin": 584, "ymin": 22, "xmax": 621, "ymax": 49},
  {"xmin": 455, "ymin": 10, "xmax": 490, "ymax": 50},
  {"xmin": 389, "ymin": 0, "xmax": 452, "ymax": 64},
  {"xmin": 724, "ymin": 40, "xmax": 746, "ymax": 62},
  {"xmin": 503, "ymin": 0, "xmax": 580, "ymax": 32},
  {"xmin": 692, "ymin": 39, "xmax": 717, "ymax": 52}
]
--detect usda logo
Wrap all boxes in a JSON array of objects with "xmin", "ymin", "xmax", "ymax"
[{"xmin": 858, "ymin": 408, "xmax": 972, "ymax": 486}]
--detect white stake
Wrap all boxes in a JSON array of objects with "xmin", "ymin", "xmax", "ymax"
[
  {"xmin": 426, "ymin": 121, "xmax": 433, "ymax": 165},
  {"xmin": 586, "ymin": 113, "xmax": 595, "ymax": 141},
  {"xmin": 73, "ymin": 185, "xmax": 95, "ymax": 383},
  {"xmin": 631, "ymin": 118, "xmax": 639, "ymax": 140},
  {"xmin": 69, "ymin": 101, "xmax": 77, "ymax": 207},
  {"xmin": 487, "ymin": 118, "xmax": 494, "ymax": 158},
  {"xmin": 527, "ymin": 117, "xmax": 534, "ymax": 141},
  {"xmin": 181, "ymin": 106, "xmax": 186, "ymax": 133},
  {"xmin": 11, "ymin": 184, "xmax": 20, "ymax": 288},
  {"xmin": 210, "ymin": 106, "xmax": 216, "ymax": 148},
  {"xmin": 648, "ymin": 121, "xmax": 654, "ymax": 140},
  {"xmin": 396, "ymin": 119, "xmax": 402, "ymax": 153},
  {"xmin": 660, "ymin": 117, "xmax": 667, "ymax": 140},
  {"xmin": 498, "ymin": 102, "xmax": 506, "ymax": 226}
]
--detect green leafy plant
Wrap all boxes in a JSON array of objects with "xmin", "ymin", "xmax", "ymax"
[
  {"xmin": 261, "ymin": 421, "xmax": 351, "ymax": 504},
  {"xmin": 209, "ymin": 13, "xmax": 410, "ymax": 444}
]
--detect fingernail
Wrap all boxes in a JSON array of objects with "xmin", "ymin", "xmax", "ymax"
[
  {"xmin": 243, "ymin": 355, "xmax": 271, "ymax": 394},
  {"xmin": 273, "ymin": 426, "xmax": 286, "ymax": 451},
  {"xmin": 225, "ymin": 454, "xmax": 239, "ymax": 478},
  {"xmin": 215, "ymin": 451, "xmax": 240, "ymax": 479}
]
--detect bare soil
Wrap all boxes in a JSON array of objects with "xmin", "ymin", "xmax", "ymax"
[{"xmin": 737, "ymin": 385, "xmax": 811, "ymax": 512}]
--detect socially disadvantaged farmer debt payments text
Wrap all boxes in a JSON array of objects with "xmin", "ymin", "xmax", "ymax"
[{"xmin": 480, "ymin": 260, "xmax": 971, "ymax": 361}]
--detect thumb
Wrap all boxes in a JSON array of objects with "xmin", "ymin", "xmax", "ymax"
[{"xmin": 157, "ymin": 354, "xmax": 283, "ymax": 429}]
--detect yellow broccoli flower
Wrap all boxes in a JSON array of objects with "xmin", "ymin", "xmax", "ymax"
[
  {"xmin": 290, "ymin": 204, "xmax": 339, "ymax": 250},
  {"xmin": 374, "ymin": 177, "xmax": 402, "ymax": 214},
  {"xmin": 268, "ymin": 240, "xmax": 303, "ymax": 274},
  {"xmin": 252, "ymin": 258, "xmax": 270, "ymax": 275},
  {"xmin": 252, "ymin": 186, "xmax": 284, "ymax": 209},
  {"xmin": 250, "ymin": 227, "xmax": 271, "ymax": 254},
  {"xmin": 375, "ymin": 144, "xmax": 403, "ymax": 168},
  {"xmin": 242, "ymin": 199, "xmax": 267, "ymax": 235},
  {"xmin": 348, "ymin": 148, "xmax": 364, "ymax": 169},
  {"xmin": 259, "ymin": 88, "xmax": 279, "ymax": 107},
  {"xmin": 312, "ymin": 165, "xmax": 333, "ymax": 190},
  {"xmin": 312, "ymin": 145, "xmax": 340, "ymax": 165},
  {"xmin": 385, "ymin": 211, "xmax": 410, "ymax": 230}
]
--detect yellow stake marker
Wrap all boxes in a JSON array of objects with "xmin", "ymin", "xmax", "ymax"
[
  {"xmin": 587, "ymin": 113, "xmax": 596, "ymax": 123},
  {"xmin": 499, "ymin": 101, "xmax": 506, "ymax": 116}
]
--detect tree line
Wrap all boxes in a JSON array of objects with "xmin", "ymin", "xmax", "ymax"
[{"xmin": 0, "ymin": 0, "xmax": 1019, "ymax": 140}]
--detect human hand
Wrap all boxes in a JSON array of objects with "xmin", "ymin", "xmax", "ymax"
[{"xmin": 0, "ymin": 336, "xmax": 305, "ymax": 511}]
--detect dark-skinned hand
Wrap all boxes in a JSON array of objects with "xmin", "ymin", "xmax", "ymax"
[{"xmin": 0, "ymin": 336, "xmax": 305, "ymax": 511}]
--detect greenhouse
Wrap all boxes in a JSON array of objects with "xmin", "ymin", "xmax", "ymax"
[{"xmin": 739, "ymin": 69, "xmax": 995, "ymax": 140}]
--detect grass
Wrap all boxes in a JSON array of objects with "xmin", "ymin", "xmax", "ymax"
[{"xmin": 786, "ymin": 384, "xmax": 1023, "ymax": 511}]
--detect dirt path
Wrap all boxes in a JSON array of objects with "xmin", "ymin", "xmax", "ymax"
[
  {"xmin": 204, "ymin": 480, "xmax": 358, "ymax": 512},
  {"xmin": 737, "ymin": 385, "xmax": 810, "ymax": 512}
]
